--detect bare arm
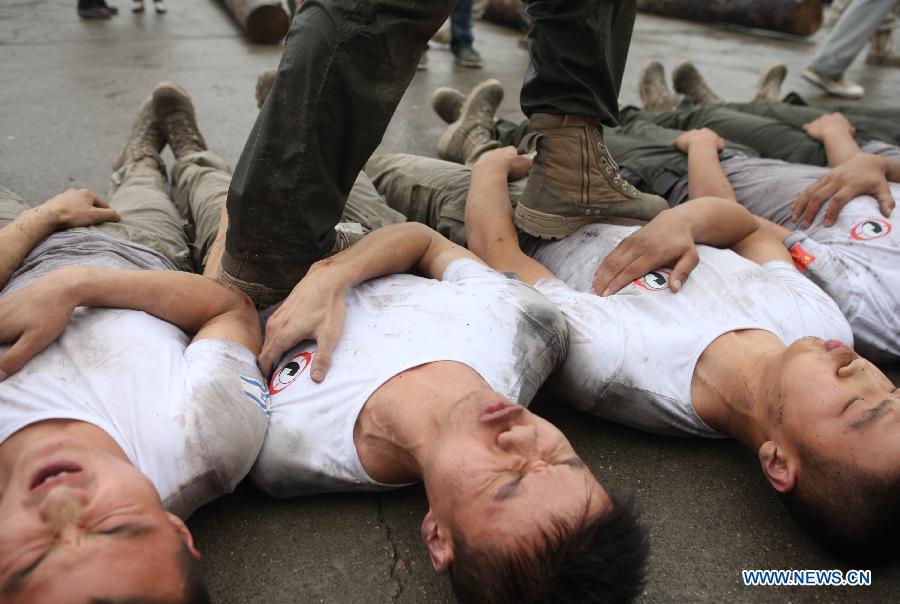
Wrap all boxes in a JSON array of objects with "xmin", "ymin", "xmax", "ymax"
[
  {"xmin": 0, "ymin": 267, "xmax": 260, "ymax": 378},
  {"xmin": 593, "ymin": 196, "xmax": 758, "ymax": 295},
  {"xmin": 0, "ymin": 189, "xmax": 120, "ymax": 289},
  {"xmin": 464, "ymin": 147, "xmax": 554, "ymax": 285},
  {"xmin": 259, "ymin": 222, "xmax": 477, "ymax": 377},
  {"xmin": 730, "ymin": 217, "xmax": 793, "ymax": 266},
  {"xmin": 672, "ymin": 129, "xmax": 737, "ymax": 201},
  {"xmin": 803, "ymin": 112, "xmax": 862, "ymax": 167},
  {"xmin": 793, "ymin": 114, "xmax": 896, "ymax": 227}
]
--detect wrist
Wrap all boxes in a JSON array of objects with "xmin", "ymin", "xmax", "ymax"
[{"xmin": 21, "ymin": 205, "xmax": 62, "ymax": 235}]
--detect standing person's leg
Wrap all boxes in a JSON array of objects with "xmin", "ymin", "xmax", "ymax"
[
  {"xmin": 223, "ymin": 0, "xmax": 456, "ymax": 300},
  {"xmin": 450, "ymin": 0, "xmax": 482, "ymax": 67},
  {"xmin": 514, "ymin": 0, "xmax": 668, "ymax": 238},
  {"xmin": 804, "ymin": 0, "xmax": 896, "ymax": 97},
  {"xmin": 94, "ymin": 100, "xmax": 193, "ymax": 271},
  {"xmin": 0, "ymin": 186, "xmax": 31, "ymax": 229}
]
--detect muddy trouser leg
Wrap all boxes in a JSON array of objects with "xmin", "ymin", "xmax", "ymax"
[
  {"xmin": 170, "ymin": 150, "xmax": 233, "ymax": 273},
  {"xmin": 224, "ymin": 0, "xmax": 457, "ymax": 288},
  {"xmin": 92, "ymin": 163, "xmax": 193, "ymax": 271},
  {"xmin": 521, "ymin": 0, "xmax": 636, "ymax": 124},
  {"xmin": 0, "ymin": 186, "xmax": 31, "ymax": 228},
  {"xmin": 722, "ymin": 101, "xmax": 896, "ymax": 147},
  {"xmin": 364, "ymin": 153, "xmax": 527, "ymax": 247},
  {"xmin": 637, "ymin": 105, "xmax": 828, "ymax": 166}
]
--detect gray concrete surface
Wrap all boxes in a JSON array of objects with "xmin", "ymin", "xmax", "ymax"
[{"xmin": 2, "ymin": 2, "xmax": 899, "ymax": 602}]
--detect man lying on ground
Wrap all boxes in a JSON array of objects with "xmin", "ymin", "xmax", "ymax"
[
  {"xmin": 349, "ymin": 144, "xmax": 900, "ymax": 561},
  {"xmin": 0, "ymin": 85, "xmax": 267, "ymax": 602},
  {"xmin": 231, "ymin": 218, "xmax": 648, "ymax": 604},
  {"xmin": 428, "ymin": 78, "xmax": 900, "ymax": 362}
]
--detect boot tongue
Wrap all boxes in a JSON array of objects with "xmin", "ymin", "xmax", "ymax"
[{"xmin": 166, "ymin": 112, "xmax": 203, "ymax": 155}]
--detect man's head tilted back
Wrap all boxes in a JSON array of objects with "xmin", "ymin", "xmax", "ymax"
[
  {"xmin": 754, "ymin": 337, "xmax": 900, "ymax": 560},
  {"xmin": 418, "ymin": 391, "xmax": 648, "ymax": 603},
  {"xmin": 0, "ymin": 431, "xmax": 210, "ymax": 603}
]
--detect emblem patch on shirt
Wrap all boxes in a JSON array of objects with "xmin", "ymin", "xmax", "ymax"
[
  {"xmin": 240, "ymin": 375, "xmax": 271, "ymax": 416},
  {"xmin": 634, "ymin": 269, "xmax": 671, "ymax": 291},
  {"xmin": 789, "ymin": 243, "xmax": 816, "ymax": 272},
  {"xmin": 269, "ymin": 351, "xmax": 314, "ymax": 395},
  {"xmin": 850, "ymin": 219, "xmax": 892, "ymax": 241}
]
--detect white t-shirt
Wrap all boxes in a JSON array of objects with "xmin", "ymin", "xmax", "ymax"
[
  {"xmin": 251, "ymin": 259, "xmax": 568, "ymax": 497},
  {"xmin": 524, "ymin": 224, "xmax": 853, "ymax": 438},
  {"xmin": 0, "ymin": 232, "xmax": 269, "ymax": 519},
  {"xmin": 714, "ymin": 156, "xmax": 900, "ymax": 361}
]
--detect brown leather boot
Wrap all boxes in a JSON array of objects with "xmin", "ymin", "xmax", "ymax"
[
  {"xmin": 430, "ymin": 86, "xmax": 465, "ymax": 124},
  {"xmin": 638, "ymin": 61, "xmax": 683, "ymax": 112},
  {"xmin": 750, "ymin": 63, "xmax": 787, "ymax": 102},
  {"xmin": 436, "ymin": 79, "xmax": 502, "ymax": 165},
  {"xmin": 113, "ymin": 97, "xmax": 166, "ymax": 174},
  {"xmin": 672, "ymin": 60, "xmax": 722, "ymax": 105},
  {"xmin": 152, "ymin": 82, "xmax": 207, "ymax": 159},
  {"xmin": 513, "ymin": 114, "xmax": 668, "ymax": 239}
]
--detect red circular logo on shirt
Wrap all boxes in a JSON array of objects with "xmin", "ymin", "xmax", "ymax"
[
  {"xmin": 850, "ymin": 219, "xmax": 892, "ymax": 241},
  {"xmin": 269, "ymin": 351, "xmax": 313, "ymax": 395},
  {"xmin": 634, "ymin": 269, "xmax": 671, "ymax": 291}
]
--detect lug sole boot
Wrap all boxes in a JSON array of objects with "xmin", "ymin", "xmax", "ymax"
[
  {"xmin": 152, "ymin": 82, "xmax": 207, "ymax": 159},
  {"xmin": 750, "ymin": 63, "xmax": 787, "ymax": 103},
  {"xmin": 431, "ymin": 86, "xmax": 466, "ymax": 124},
  {"xmin": 113, "ymin": 97, "xmax": 166, "ymax": 174},
  {"xmin": 436, "ymin": 79, "xmax": 503, "ymax": 165},
  {"xmin": 638, "ymin": 61, "xmax": 683, "ymax": 112},
  {"xmin": 513, "ymin": 113, "xmax": 668, "ymax": 240},
  {"xmin": 672, "ymin": 60, "xmax": 722, "ymax": 105}
]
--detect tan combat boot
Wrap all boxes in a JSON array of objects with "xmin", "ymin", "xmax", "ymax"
[
  {"xmin": 750, "ymin": 63, "xmax": 787, "ymax": 102},
  {"xmin": 430, "ymin": 86, "xmax": 466, "ymax": 124},
  {"xmin": 513, "ymin": 114, "xmax": 668, "ymax": 239},
  {"xmin": 113, "ymin": 97, "xmax": 166, "ymax": 174},
  {"xmin": 638, "ymin": 62, "xmax": 683, "ymax": 112},
  {"xmin": 255, "ymin": 68, "xmax": 277, "ymax": 109},
  {"xmin": 152, "ymin": 82, "xmax": 207, "ymax": 159},
  {"xmin": 436, "ymin": 79, "xmax": 503, "ymax": 165},
  {"xmin": 672, "ymin": 60, "xmax": 722, "ymax": 105}
]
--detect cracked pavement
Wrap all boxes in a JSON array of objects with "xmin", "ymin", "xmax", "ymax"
[{"xmin": 2, "ymin": 2, "xmax": 900, "ymax": 602}]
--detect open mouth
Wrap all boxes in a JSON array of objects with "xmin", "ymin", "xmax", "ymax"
[{"xmin": 30, "ymin": 461, "xmax": 84, "ymax": 491}]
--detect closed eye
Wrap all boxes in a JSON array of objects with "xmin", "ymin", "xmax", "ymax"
[{"xmin": 841, "ymin": 397, "xmax": 861, "ymax": 414}]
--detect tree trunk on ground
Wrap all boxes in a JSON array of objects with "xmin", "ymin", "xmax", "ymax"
[
  {"xmin": 221, "ymin": 0, "xmax": 290, "ymax": 44},
  {"xmin": 636, "ymin": 0, "xmax": 823, "ymax": 36}
]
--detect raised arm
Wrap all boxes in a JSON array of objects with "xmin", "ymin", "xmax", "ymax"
[
  {"xmin": 259, "ymin": 222, "xmax": 477, "ymax": 378},
  {"xmin": 464, "ymin": 147, "xmax": 555, "ymax": 285},
  {"xmin": 793, "ymin": 113, "xmax": 897, "ymax": 227},
  {"xmin": 672, "ymin": 129, "xmax": 737, "ymax": 201},
  {"xmin": 0, "ymin": 189, "xmax": 119, "ymax": 289},
  {"xmin": 0, "ymin": 267, "xmax": 260, "ymax": 379},
  {"xmin": 592, "ymin": 195, "xmax": 758, "ymax": 296}
]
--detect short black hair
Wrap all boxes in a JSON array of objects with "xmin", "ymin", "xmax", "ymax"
[
  {"xmin": 779, "ymin": 445, "xmax": 900, "ymax": 563},
  {"xmin": 90, "ymin": 543, "xmax": 211, "ymax": 604},
  {"xmin": 448, "ymin": 494, "xmax": 647, "ymax": 603}
]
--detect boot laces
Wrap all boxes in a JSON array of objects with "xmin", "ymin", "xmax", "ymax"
[{"xmin": 165, "ymin": 111, "xmax": 202, "ymax": 152}]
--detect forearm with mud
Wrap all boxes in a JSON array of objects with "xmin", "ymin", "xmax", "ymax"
[
  {"xmin": 59, "ymin": 266, "xmax": 254, "ymax": 337},
  {"xmin": 670, "ymin": 196, "xmax": 758, "ymax": 249},
  {"xmin": 0, "ymin": 206, "xmax": 62, "ymax": 290},
  {"xmin": 686, "ymin": 142, "xmax": 737, "ymax": 201},
  {"xmin": 309, "ymin": 222, "xmax": 457, "ymax": 286},
  {"xmin": 465, "ymin": 160, "xmax": 552, "ymax": 285},
  {"xmin": 820, "ymin": 127, "xmax": 864, "ymax": 167}
]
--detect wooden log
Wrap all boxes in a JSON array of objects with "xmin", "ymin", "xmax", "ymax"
[
  {"xmin": 483, "ymin": 0, "xmax": 529, "ymax": 32},
  {"xmin": 221, "ymin": 0, "xmax": 290, "ymax": 44},
  {"xmin": 636, "ymin": 0, "xmax": 823, "ymax": 37}
]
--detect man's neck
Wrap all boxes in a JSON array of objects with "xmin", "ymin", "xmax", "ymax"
[
  {"xmin": 691, "ymin": 329, "xmax": 784, "ymax": 451},
  {"xmin": 0, "ymin": 420, "xmax": 127, "ymax": 492},
  {"xmin": 354, "ymin": 361, "xmax": 494, "ymax": 484}
]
